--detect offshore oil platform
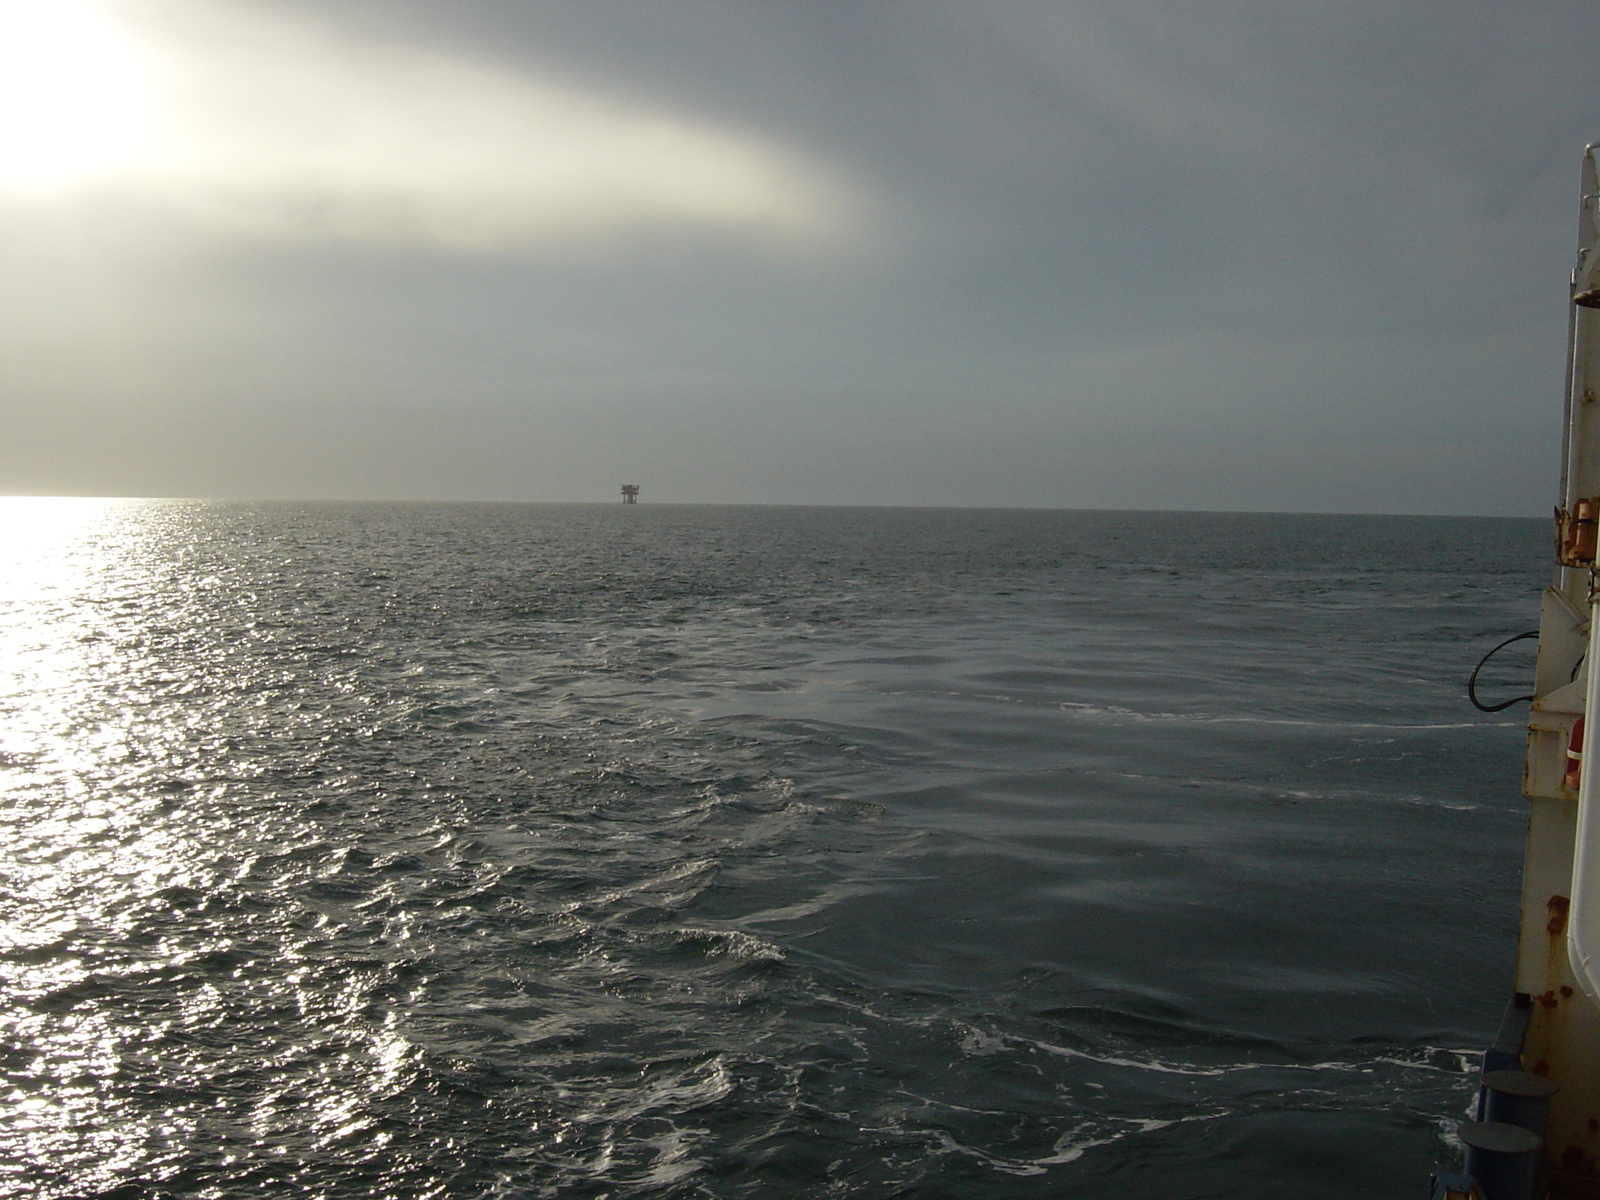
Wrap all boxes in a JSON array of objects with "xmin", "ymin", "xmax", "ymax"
[{"xmin": 621, "ymin": 484, "xmax": 640, "ymax": 504}]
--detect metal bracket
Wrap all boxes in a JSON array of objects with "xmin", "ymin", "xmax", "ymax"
[{"xmin": 1557, "ymin": 499, "xmax": 1600, "ymax": 567}]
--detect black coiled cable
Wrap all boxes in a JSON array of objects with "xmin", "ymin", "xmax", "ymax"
[{"xmin": 1467, "ymin": 630, "xmax": 1540, "ymax": 713}]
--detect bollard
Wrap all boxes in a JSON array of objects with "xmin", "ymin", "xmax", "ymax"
[
  {"xmin": 1481, "ymin": 1070, "xmax": 1557, "ymax": 1137},
  {"xmin": 1458, "ymin": 1120, "xmax": 1541, "ymax": 1200}
]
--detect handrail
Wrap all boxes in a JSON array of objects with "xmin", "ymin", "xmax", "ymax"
[
  {"xmin": 1567, "ymin": 144, "xmax": 1600, "ymax": 1003},
  {"xmin": 1572, "ymin": 611, "xmax": 1600, "ymax": 1001}
]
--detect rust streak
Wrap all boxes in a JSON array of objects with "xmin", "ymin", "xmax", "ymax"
[
  {"xmin": 1551, "ymin": 894, "xmax": 1573, "ymax": 937},
  {"xmin": 1561, "ymin": 1145, "xmax": 1600, "ymax": 1177}
]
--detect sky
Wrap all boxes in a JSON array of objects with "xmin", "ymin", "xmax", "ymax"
[{"xmin": 1, "ymin": 0, "xmax": 1598, "ymax": 514}]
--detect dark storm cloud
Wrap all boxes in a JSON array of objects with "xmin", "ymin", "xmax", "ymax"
[{"xmin": 2, "ymin": 0, "xmax": 1597, "ymax": 511}]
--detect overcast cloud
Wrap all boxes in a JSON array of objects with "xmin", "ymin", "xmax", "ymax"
[{"xmin": 1, "ymin": 0, "xmax": 1596, "ymax": 513}]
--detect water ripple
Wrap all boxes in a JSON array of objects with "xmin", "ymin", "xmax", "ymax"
[{"xmin": 0, "ymin": 500, "xmax": 1540, "ymax": 1197}]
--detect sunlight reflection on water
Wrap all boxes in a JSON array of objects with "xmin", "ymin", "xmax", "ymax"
[
  {"xmin": 0, "ymin": 498, "xmax": 183, "ymax": 1189},
  {"xmin": 0, "ymin": 500, "xmax": 476, "ymax": 1195}
]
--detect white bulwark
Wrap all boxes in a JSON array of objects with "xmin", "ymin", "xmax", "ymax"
[{"xmin": 1506, "ymin": 141, "xmax": 1600, "ymax": 1197}]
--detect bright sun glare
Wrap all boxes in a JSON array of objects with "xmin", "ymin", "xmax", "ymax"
[
  {"xmin": 0, "ymin": 0, "xmax": 150, "ymax": 190},
  {"xmin": 0, "ymin": 0, "xmax": 845, "ymax": 245}
]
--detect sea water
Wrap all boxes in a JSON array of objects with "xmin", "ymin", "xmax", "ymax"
[{"xmin": 0, "ymin": 500, "xmax": 1546, "ymax": 1198}]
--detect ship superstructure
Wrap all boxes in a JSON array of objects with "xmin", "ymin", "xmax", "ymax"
[{"xmin": 1438, "ymin": 142, "xmax": 1600, "ymax": 1200}]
